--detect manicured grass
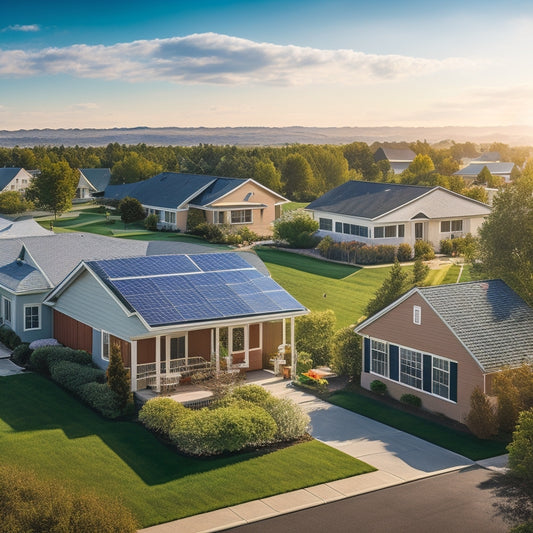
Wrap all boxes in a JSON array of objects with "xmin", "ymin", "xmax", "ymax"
[
  {"xmin": 440, "ymin": 264, "xmax": 461, "ymax": 284},
  {"xmin": 329, "ymin": 390, "xmax": 509, "ymax": 460},
  {"xmin": 425, "ymin": 264, "xmax": 452, "ymax": 286},
  {"xmin": 282, "ymin": 202, "xmax": 309, "ymax": 212},
  {"xmin": 0, "ymin": 374, "xmax": 373, "ymax": 527}
]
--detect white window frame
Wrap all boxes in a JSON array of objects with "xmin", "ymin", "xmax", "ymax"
[
  {"xmin": 370, "ymin": 339, "xmax": 389, "ymax": 378},
  {"xmin": 432, "ymin": 357, "xmax": 450, "ymax": 399},
  {"xmin": 2, "ymin": 297, "xmax": 12, "ymax": 325},
  {"xmin": 440, "ymin": 219, "xmax": 463, "ymax": 234},
  {"xmin": 23, "ymin": 304, "xmax": 41, "ymax": 331},
  {"xmin": 164, "ymin": 211, "xmax": 176, "ymax": 225},
  {"xmin": 230, "ymin": 209, "xmax": 252, "ymax": 224},
  {"xmin": 399, "ymin": 348, "xmax": 422, "ymax": 390},
  {"xmin": 413, "ymin": 305, "xmax": 421, "ymax": 325},
  {"xmin": 102, "ymin": 331, "xmax": 111, "ymax": 361}
]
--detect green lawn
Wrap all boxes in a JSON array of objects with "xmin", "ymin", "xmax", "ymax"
[
  {"xmin": 255, "ymin": 247, "xmax": 408, "ymax": 328},
  {"xmin": 0, "ymin": 374, "xmax": 374, "ymax": 527},
  {"xmin": 329, "ymin": 390, "xmax": 509, "ymax": 460},
  {"xmin": 282, "ymin": 202, "xmax": 309, "ymax": 212}
]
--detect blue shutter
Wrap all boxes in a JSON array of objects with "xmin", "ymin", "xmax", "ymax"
[
  {"xmin": 364, "ymin": 338, "xmax": 370, "ymax": 373},
  {"xmin": 389, "ymin": 344, "xmax": 399, "ymax": 381},
  {"xmin": 423, "ymin": 354, "xmax": 432, "ymax": 393},
  {"xmin": 449, "ymin": 362, "xmax": 458, "ymax": 402}
]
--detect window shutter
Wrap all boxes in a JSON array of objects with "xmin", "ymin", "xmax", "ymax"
[
  {"xmin": 389, "ymin": 344, "xmax": 399, "ymax": 381},
  {"xmin": 364, "ymin": 338, "xmax": 370, "ymax": 373},
  {"xmin": 423, "ymin": 354, "xmax": 432, "ymax": 393},
  {"xmin": 449, "ymin": 362, "xmax": 458, "ymax": 402}
]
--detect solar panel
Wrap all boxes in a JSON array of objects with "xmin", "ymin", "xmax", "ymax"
[
  {"xmin": 93, "ymin": 255, "xmax": 199, "ymax": 279},
  {"xmin": 190, "ymin": 253, "xmax": 252, "ymax": 272}
]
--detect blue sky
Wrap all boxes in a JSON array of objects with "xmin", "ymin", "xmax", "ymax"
[{"xmin": 1, "ymin": 0, "xmax": 532, "ymax": 129}]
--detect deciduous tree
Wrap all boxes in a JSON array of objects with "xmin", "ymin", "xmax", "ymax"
[{"xmin": 118, "ymin": 196, "xmax": 146, "ymax": 226}]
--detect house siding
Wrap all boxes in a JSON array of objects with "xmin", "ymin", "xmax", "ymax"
[
  {"xmin": 358, "ymin": 292, "xmax": 485, "ymax": 422},
  {"xmin": 53, "ymin": 310, "xmax": 92, "ymax": 352}
]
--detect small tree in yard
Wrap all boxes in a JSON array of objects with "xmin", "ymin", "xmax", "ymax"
[
  {"xmin": 465, "ymin": 386, "xmax": 498, "ymax": 439},
  {"xmin": 412, "ymin": 257, "xmax": 429, "ymax": 286},
  {"xmin": 508, "ymin": 408, "xmax": 533, "ymax": 485},
  {"xmin": 295, "ymin": 310, "xmax": 336, "ymax": 367},
  {"xmin": 330, "ymin": 327, "xmax": 362, "ymax": 379},
  {"xmin": 273, "ymin": 210, "xmax": 319, "ymax": 248},
  {"xmin": 106, "ymin": 344, "xmax": 131, "ymax": 411},
  {"xmin": 118, "ymin": 196, "xmax": 145, "ymax": 227}
]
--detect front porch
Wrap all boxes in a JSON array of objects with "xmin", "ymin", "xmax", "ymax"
[{"xmin": 130, "ymin": 318, "xmax": 297, "ymax": 394}]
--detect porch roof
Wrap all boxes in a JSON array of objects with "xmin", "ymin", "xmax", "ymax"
[{"xmin": 85, "ymin": 253, "xmax": 307, "ymax": 328}]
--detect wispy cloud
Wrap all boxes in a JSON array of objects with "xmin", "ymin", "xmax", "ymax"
[
  {"xmin": 68, "ymin": 102, "xmax": 100, "ymax": 110},
  {"xmin": 2, "ymin": 24, "xmax": 40, "ymax": 33},
  {"xmin": 0, "ymin": 32, "xmax": 472, "ymax": 85}
]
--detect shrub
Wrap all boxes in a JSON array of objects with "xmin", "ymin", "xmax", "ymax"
[
  {"xmin": 231, "ymin": 384, "xmax": 271, "ymax": 405},
  {"xmin": 370, "ymin": 379, "xmax": 387, "ymax": 395},
  {"xmin": 440, "ymin": 238, "xmax": 453, "ymax": 255},
  {"xmin": 414, "ymin": 240, "xmax": 435, "ymax": 260},
  {"xmin": 396, "ymin": 242, "xmax": 413, "ymax": 262},
  {"xmin": 28, "ymin": 338, "xmax": 61, "ymax": 350},
  {"xmin": 139, "ymin": 398, "xmax": 191, "ymax": 435},
  {"xmin": 296, "ymin": 310, "xmax": 336, "ymax": 367},
  {"xmin": 78, "ymin": 382, "xmax": 123, "ymax": 419},
  {"xmin": 186, "ymin": 207, "xmax": 206, "ymax": 232},
  {"xmin": 0, "ymin": 325, "xmax": 11, "ymax": 345},
  {"xmin": 5, "ymin": 329, "xmax": 21, "ymax": 350},
  {"xmin": 106, "ymin": 344, "xmax": 131, "ymax": 410},
  {"xmin": 330, "ymin": 327, "xmax": 361, "ymax": 378},
  {"xmin": 144, "ymin": 213, "xmax": 158, "ymax": 231},
  {"xmin": 412, "ymin": 257, "xmax": 430, "ymax": 285},
  {"xmin": 0, "ymin": 464, "xmax": 138, "ymax": 533},
  {"xmin": 508, "ymin": 408, "xmax": 533, "ymax": 484},
  {"xmin": 30, "ymin": 346, "xmax": 92, "ymax": 375},
  {"xmin": 169, "ymin": 405, "xmax": 277, "ymax": 456},
  {"xmin": 50, "ymin": 361, "xmax": 106, "ymax": 394},
  {"xmin": 465, "ymin": 386, "xmax": 498, "ymax": 439},
  {"xmin": 296, "ymin": 351, "xmax": 313, "ymax": 374},
  {"xmin": 400, "ymin": 393, "xmax": 422, "ymax": 408},
  {"xmin": 273, "ymin": 210, "xmax": 320, "ymax": 248},
  {"xmin": 11, "ymin": 343, "xmax": 32, "ymax": 367},
  {"xmin": 262, "ymin": 397, "xmax": 310, "ymax": 441}
]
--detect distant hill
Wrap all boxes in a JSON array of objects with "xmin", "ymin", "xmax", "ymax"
[{"xmin": 1, "ymin": 125, "xmax": 532, "ymax": 147}]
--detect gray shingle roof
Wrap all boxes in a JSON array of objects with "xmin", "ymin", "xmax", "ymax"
[
  {"xmin": 0, "ymin": 217, "xmax": 53, "ymax": 238},
  {"xmin": 79, "ymin": 168, "xmax": 111, "ymax": 192},
  {"xmin": 0, "ymin": 168, "xmax": 22, "ymax": 190},
  {"xmin": 454, "ymin": 162, "xmax": 514, "ymax": 176},
  {"xmin": 374, "ymin": 147, "xmax": 416, "ymax": 163},
  {"xmin": 306, "ymin": 180, "xmax": 433, "ymax": 219},
  {"xmin": 190, "ymin": 177, "xmax": 247, "ymax": 206},
  {"xmin": 418, "ymin": 280, "xmax": 533, "ymax": 372}
]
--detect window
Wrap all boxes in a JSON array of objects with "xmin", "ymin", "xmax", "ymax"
[
  {"xmin": 231, "ymin": 209, "xmax": 252, "ymax": 224},
  {"xmin": 343, "ymin": 223, "xmax": 351, "ymax": 234},
  {"xmin": 164, "ymin": 211, "xmax": 176, "ymax": 224},
  {"xmin": 441, "ymin": 220, "xmax": 463, "ymax": 233},
  {"xmin": 24, "ymin": 305, "xmax": 40, "ymax": 331},
  {"xmin": 335, "ymin": 222, "xmax": 342, "ymax": 233},
  {"xmin": 398, "ymin": 225, "xmax": 405, "ymax": 238},
  {"xmin": 384, "ymin": 225, "xmax": 397, "ymax": 238},
  {"xmin": 432, "ymin": 357, "xmax": 450, "ymax": 399},
  {"xmin": 400, "ymin": 348, "xmax": 422, "ymax": 389},
  {"xmin": 170, "ymin": 336, "xmax": 186, "ymax": 360},
  {"xmin": 319, "ymin": 218, "xmax": 332, "ymax": 231},
  {"xmin": 371, "ymin": 340, "xmax": 388, "ymax": 377},
  {"xmin": 451, "ymin": 220, "xmax": 463, "ymax": 232},
  {"xmin": 2, "ymin": 297, "xmax": 12, "ymax": 324},
  {"xmin": 102, "ymin": 331, "xmax": 110, "ymax": 361},
  {"xmin": 413, "ymin": 305, "xmax": 421, "ymax": 325},
  {"xmin": 232, "ymin": 327, "xmax": 245, "ymax": 352},
  {"xmin": 374, "ymin": 226, "xmax": 384, "ymax": 238},
  {"xmin": 218, "ymin": 211, "xmax": 225, "ymax": 224}
]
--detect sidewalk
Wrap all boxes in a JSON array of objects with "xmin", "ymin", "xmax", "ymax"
[{"xmin": 140, "ymin": 379, "xmax": 482, "ymax": 533}]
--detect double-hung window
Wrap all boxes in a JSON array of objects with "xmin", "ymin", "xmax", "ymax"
[
  {"xmin": 24, "ymin": 305, "xmax": 40, "ymax": 331},
  {"xmin": 432, "ymin": 357, "xmax": 450, "ymax": 399},
  {"xmin": 2, "ymin": 297, "xmax": 12, "ymax": 325},
  {"xmin": 371, "ymin": 340, "xmax": 388, "ymax": 377},
  {"xmin": 400, "ymin": 348, "xmax": 422, "ymax": 389},
  {"xmin": 102, "ymin": 331, "xmax": 111, "ymax": 361},
  {"xmin": 231, "ymin": 210, "xmax": 252, "ymax": 224}
]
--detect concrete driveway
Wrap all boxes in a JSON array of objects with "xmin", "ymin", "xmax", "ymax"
[{"xmin": 0, "ymin": 358, "xmax": 24, "ymax": 376}]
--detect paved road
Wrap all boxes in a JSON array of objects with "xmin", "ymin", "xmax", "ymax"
[{"xmin": 224, "ymin": 466, "xmax": 510, "ymax": 533}]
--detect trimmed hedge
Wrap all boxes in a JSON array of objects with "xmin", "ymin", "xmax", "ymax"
[
  {"xmin": 11, "ymin": 343, "xmax": 32, "ymax": 367},
  {"xmin": 50, "ymin": 361, "xmax": 106, "ymax": 394},
  {"xmin": 0, "ymin": 325, "xmax": 21, "ymax": 350},
  {"xmin": 262, "ymin": 397, "xmax": 310, "ymax": 441},
  {"xmin": 78, "ymin": 382, "xmax": 123, "ymax": 419},
  {"xmin": 400, "ymin": 393, "xmax": 422, "ymax": 408},
  {"xmin": 30, "ymin": 346, "xmax": 92, "ymax": 375},
  {"xmin": 138, "ymin": 397, "xmax": 190, "ymax": 435},
  {"xmin": 370, "ymin": 380, "xmax": 387, "ymax": 395}
]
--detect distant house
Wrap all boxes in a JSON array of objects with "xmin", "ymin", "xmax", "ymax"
[
  {"xmin": 470, "ymin": 151, "xmax": 501, "ymax": 163},
  {"xmin": 44, "ymin": 253, "xmax": 307, "ymax": 392},
  {"xmin": 76, "ymin": 168, "xmax": 112, "ymax": 200},
  {"xmin": 306, "ymin": 180, "xmax": 491, "ymax": 250},
  {"xmin": 104, "ymin": 172, "xmax": 287, "ymax": 236},
  {"xmin": 374, "ymin": 148, "xmax": 416, "ymax": 174},
  {"xmin": 0, "ymin": 168, "xmax": 34, "ymax": 194},
  {"xmin": 454, "ymin": 162, "xmax": 515, "ymax": 184},
  {"xmin": 355, "ymin": 280, "xmax": 533, "ymax": 423}
]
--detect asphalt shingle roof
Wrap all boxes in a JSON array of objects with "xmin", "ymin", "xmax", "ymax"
[
  {"xmin": 79, "ymin": 168, "xmax": 111, "ymax": 192},
  {"xmin": 0, "ymin": 168, "xmax": 22, "ymax": 190},
  {"xmin": 190, "ymin": 176, "xmax": 247, "ymax": 206},
  {"xmin": 374, "ymin": 147, "xmax": 416, "ymax": 162},
  {"xmin": 418, "ymin": 280, "xmax": 533, "ymax": 372},
  {"xmin": 306, "ymin": 180, "xmax": 433, "ymax": 219},
  {"xmin": 454, "ymin": 162, "xmax": 514, "ymax": 176}
]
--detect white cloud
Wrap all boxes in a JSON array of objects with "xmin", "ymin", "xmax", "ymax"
[
  {"xmin": 0, "ymin": 32, "xmax": 472, "ymax": 85},
  {"xmin": 68, "ymin": 102, "xmax": 100, "ymax": 110},
  {"xmin": 2, "ymin": 24, "xmax": 40, "ymax": 32}
]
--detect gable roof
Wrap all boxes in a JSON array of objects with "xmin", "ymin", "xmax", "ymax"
[
  {"xmin": 0, "ymin": 168, "xmax": 24, "ymax": 189},
  {"xmin": 190, "ymin": 176, "xmax": 247, "ymax": 206},
  {"xmin": 306, "ymin": 180, "xmax": 434, "ymax": 219},
  {"xmin": 471, "ymin": 152, "xmax": 500, "ymax": 163},
  {"xmin": 50, "ymin": 253, "xmax": 306, "ymax": 328},
  {"xmin": 357, "ymin": 280, "xmax": 533, "ymax": 373},
  {"xmin": 0, "ymin": 217, "xmax": 53, "ymax": 239},
  {"xmin": 374, "ymin": 147, "xmax": 416, "ymax": 163},
  {"xmin": 454, "ymin": 162, "xmax": 514, "ymax": 177},
  {"xmin": 79, "ymin": 168, "xmax": 111, "ymax": 192}
]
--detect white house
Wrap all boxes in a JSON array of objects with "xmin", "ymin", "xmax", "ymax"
[{"xmin": 0, "ymin": 168, "xmax": 34, "ymax": 193}]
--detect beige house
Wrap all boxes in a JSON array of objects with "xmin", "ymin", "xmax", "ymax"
[
  {"xmin": 104, "ymin": 172, "xmax": 287, "ymax": 236},
  {"xmin": 355, "ymin": 280, "xmax": 533, "ymax": 423},
  {"xmin": 0, "ymin": 168, "xmax": 33, "ymax": 193}
]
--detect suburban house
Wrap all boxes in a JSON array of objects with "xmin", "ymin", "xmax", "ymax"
[
  {"xmin": 306, "ymin": 180, "xmax": 491, "ymax": 250},
  {"xmin": 104, "ymin": 172, "xmax": 288, "ymax": 236},
  {"xmin": 454, "ymin": 162, "xmax": 515, "ymax": 184},
  {"xmin": 0, "ymin": 168, "xmax": 34, "ymax": 193},
  {"xmin": 374, "ymin": 147, "xmax": 416, "ymax": 174},
  {"xmin": 355, "ymin": 280, "xmax": 533, "ymax": 423},
  {"xmin": 43, "ymin": 253, "xmax": 307, "ymax": 392},
  {"xmin": 75, "ymin": 168, "xmax": 112, "ymax": 200}
]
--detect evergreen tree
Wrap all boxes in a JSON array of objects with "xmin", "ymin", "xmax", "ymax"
[
  {"xmin": 365, "ymin": 259, "xmax": 410, "ymax": 317},
  {"xmin": 412, "ymin": 257, "xmax": 429, "ymax": 286},
  {"xmin": 106, "ymin": 344, "xmax": 131, "ymax": 411}
]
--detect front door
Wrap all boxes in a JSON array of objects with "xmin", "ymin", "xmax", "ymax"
[
  {"xmin": 415, "ymin": 222, "xmax": 424, "ymax": 240},
  {"xmin": 166, "ymin": 335, "xmax": 186, "ymax": 371}
]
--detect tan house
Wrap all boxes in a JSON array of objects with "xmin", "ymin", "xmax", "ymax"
[
  {"xmin": 44, "ymin": 252, "xmax": 307, "ymax": 393},
  {"xmin": 355, "ymin": 280, "xmax": 533, "ymax": 423},
  {"xmin": 0, "ymin": 168, "xmax": 33, "ymax": 193},
  {"xmin": 104, "ymin": 172, "xmax": 287, "ymax": 236}
]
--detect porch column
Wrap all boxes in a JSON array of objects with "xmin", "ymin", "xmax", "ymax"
[
  {"xmin": 282, "ymin": 318, "xmax": 286, "ymax": 345},
  {"xmin": 228, "ymin": 327, "xmax": 233, "ymax": 368},
  {"xmin": 244, "ymin": 324, "xmax": 250, "ymax": 367},
  {"xmin": 290, "ymin": 317, "xmax": 296, "ymax": 379},
  {"xmin": 155, "ymin": 335, "xmax": 161, "ymax": 393},
  {"xmin": 215, "ymin": 327, "xmax": 220, "ymax": 372},
  {"xmin": 130, "ymin": 340, "xmax": 138, "ymax": 392}
]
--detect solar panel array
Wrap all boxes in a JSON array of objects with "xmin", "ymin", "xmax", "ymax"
[{"xmin": 87, "ymin": 253, "xmax": 305, "ymax": 327}]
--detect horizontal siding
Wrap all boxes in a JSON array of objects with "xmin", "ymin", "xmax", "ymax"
[{"xmin": 51, "ymin": 270, "xmax": 147, "ymax": 340}]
